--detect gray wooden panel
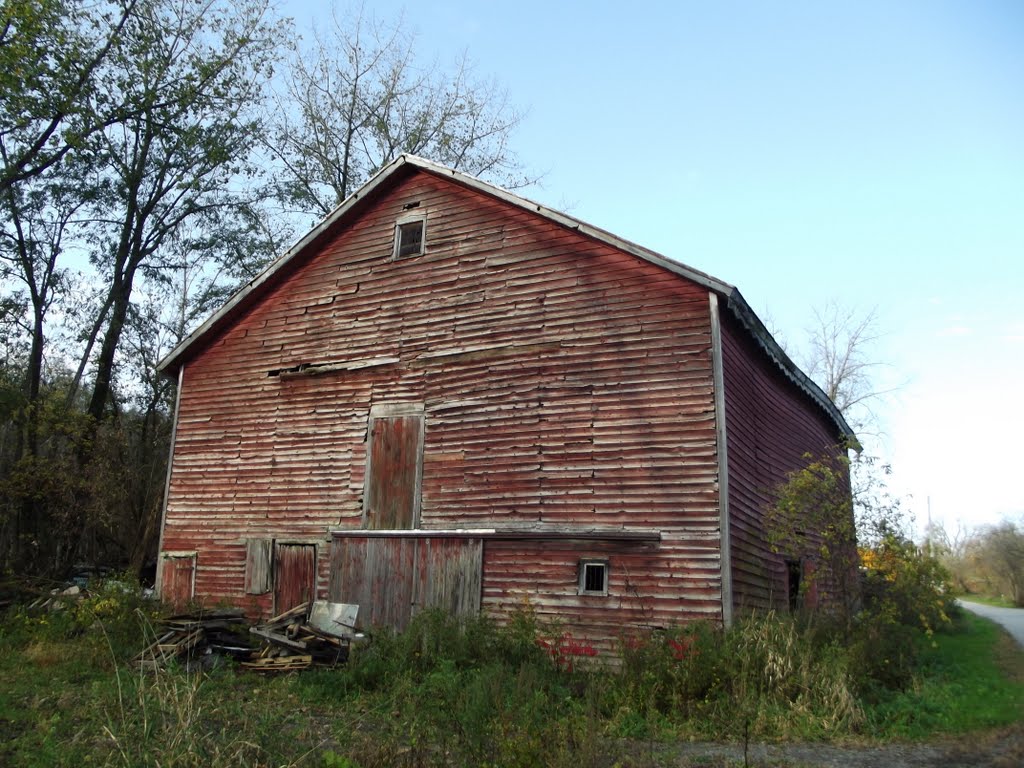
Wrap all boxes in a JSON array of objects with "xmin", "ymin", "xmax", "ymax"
[
  {"xmin": 330, "ymin": 535, "xmax": 483, "ymax": 631},
  {"xmin": 416, "ymin": 537, "xmax": 482, "ymax": 618},
  {"xmin": 244, "ymin": 538, "xmax": 272, "ymax": 594}
]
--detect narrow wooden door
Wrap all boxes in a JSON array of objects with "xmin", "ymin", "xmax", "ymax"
[
  {"xmin": 364, "ymin": 410, "xmax": 424, "ymax": 529},
  {"xmin": 274, "ymin": 543, "xmax": 316, "ymax": 614},
  {"xmin": 160, "ymin": 553, "xmax": 196, "ymax": 610}
]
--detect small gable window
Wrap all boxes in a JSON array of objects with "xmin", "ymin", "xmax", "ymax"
[
  {"xmin": 579, "ymin": 559, "xmax": 609, "ymax": 596},
  {"xmin": 394, "ymin": 216, "xmax": 425, "ymax": 259}
]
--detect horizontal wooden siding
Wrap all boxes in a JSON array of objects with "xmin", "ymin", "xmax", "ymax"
[{"xmin": 161, "ymin": 169, "xmax": 723, "ymax": 640}]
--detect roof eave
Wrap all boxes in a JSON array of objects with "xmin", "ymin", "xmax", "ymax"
[
  {"xmin": 156, "ymin": 155, "xmax": 419, "ymax": 375},
  {"xmin": 721, "ymin": 287, "xmax": 860, "ymax": 449}
]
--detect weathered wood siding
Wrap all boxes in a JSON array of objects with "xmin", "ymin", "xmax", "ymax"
[
  {"xmin": 483, "ymin": 538, "xmax": 677, "ymax": 653},
  {"xmin": 719, "ymin": 311, "xmax": 845, "ymax": 612},
  {"xmin": 160, "ymin": 168, "xmax": 722, "ymax": 641},
  {"xmin": 329, "ymin": 535, "xmax": 482, "ymax": 631}
]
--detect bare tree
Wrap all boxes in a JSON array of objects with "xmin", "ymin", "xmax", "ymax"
[
  {"xmin": 798, "ymin": 301, "xmax": 899, "ymax": 440},
  {"xmin": 267, "ymin": 3, "xmax": 529, "ymax": 220},
  {"xmin": 804, "ymin": 302, "xmax": 881, "ymax": 414},
  {"xmin": 976, "ymin": 521, "xmax": 1024, "ymax": 606}
]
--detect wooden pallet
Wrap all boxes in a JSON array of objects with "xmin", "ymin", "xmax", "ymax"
[{"xmin": 240, "ymin": 655, "xmax": 313, "ymax": 672}]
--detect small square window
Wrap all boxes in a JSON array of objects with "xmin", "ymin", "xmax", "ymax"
[
  {"xmin": 395, "ymin": 218, "xmax": 425, "ymax": 258},
  {"xmin": 579, "ymin": 559, "xmax": 609, "ymax": 596}
]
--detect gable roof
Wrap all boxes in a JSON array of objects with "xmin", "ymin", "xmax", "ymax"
[{"xmin": 157, "ymin": 154, "xmax": 856, "ymax": 445}]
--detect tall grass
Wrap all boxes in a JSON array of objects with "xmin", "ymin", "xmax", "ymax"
[{"xmin": 2, "ymin": 582, "xmax": 1022, "ymax": 767}]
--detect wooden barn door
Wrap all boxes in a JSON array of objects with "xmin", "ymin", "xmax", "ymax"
[
  {"xmin": 159, "ymin": 552, "xmax": 196, "ymax": 610},
  {"xmin": 274, "ymin": 543, "xmax": 316, "ymax": 614},
  {"xmin": 364, "ymin": 405, "xmax": 424, "ymax": 530},
  {"xmin": 329, "ymin": 536, "xmax": 483, "ymax": 632}
]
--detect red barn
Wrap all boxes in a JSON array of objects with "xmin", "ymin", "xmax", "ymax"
[{"xmin": 155, "ymin": 156, "xmax": 854, "ymax": 645}]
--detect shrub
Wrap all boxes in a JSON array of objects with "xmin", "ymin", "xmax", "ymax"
[
  {"xmin": 618, "ymin": 622, "xmax": 723, "ymax": 716},
  {"xmin": 861, "ymin": 534, "xmax": 956, "ymax": 635}
]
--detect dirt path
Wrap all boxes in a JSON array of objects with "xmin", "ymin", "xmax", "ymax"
[{"xmin": 612, "ymin": 724, "xmax": 1023, "ymax": 767}]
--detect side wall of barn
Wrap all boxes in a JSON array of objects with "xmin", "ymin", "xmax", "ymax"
[
  {"xmin": 160, "ymin": 169, "xmax": 725, "ymax": 647},
  {"xmin": 719, "ymin": 311, "xmax": 846, "ymax": 613}
]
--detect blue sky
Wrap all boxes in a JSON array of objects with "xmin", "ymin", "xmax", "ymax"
[{"xmin": 292, "ymin": 1, "xmax": 1023, "ymax": 534}]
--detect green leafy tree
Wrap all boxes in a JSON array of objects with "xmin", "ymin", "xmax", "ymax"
[
  {"xmin": 976, "ymin": 521, "xmax": 1024, "ymax": 606},
  {"xmin": 76, "ymin": 0, "xmax": 283, "ymax": 423},
  {"xmin": 0, "ymin": 0, "xmax": 137, "ymax": 194},
  {"xmin": 766, "ymin": 451, "xmax": 860, "ymax": 624}
]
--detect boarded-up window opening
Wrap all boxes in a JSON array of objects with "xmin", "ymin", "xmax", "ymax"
[
  {"xmin": 363, "ymin": 405, "xmax": 424, "ymax": 530},
  {"xmin": 579, "ymin": 559, "xmax": 609, "ymax": 596},
  {"xmin": 785, "ymin": 559, "xmax": 801, "ymax": 611},
  {"xmin": 245, "ymin": 539, "xmax": 272, "ymax": 594},
  {"xmin": 395, "ymin": 217, "xmax": 425, "ymax": 258}
]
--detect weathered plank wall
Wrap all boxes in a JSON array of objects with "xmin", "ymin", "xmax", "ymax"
[
  {"xmin": 719, "ymin": 311, "xmax": 846, "ymax": 613},
  {"xmin": 161, "ymin": 168, "xmax": 723, "ymax": 641},
  {"xmin": 329, "ymin": 535, "xmax": 482, "ymax": 631}
]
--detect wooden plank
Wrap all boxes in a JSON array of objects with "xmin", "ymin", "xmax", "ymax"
[
  {"xmin": 240, "ymin": 655, "xmax": 313, "ymax": 671},
  {"xmin": 249, "ymin": 627, "xmax": 308, "ymax": 651}
]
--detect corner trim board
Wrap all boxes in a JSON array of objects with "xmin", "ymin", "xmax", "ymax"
[
  {"xmin": 154, "ymin": 365, "xmax": 185, "ymax": 597},
  {"xmin": 709, "ymin": 293, "xmax": 734, "ymax": 627}
]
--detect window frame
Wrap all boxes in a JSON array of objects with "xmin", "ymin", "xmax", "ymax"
[
  {"xmin": 393, "ymin": 214, "xmax": 426, "ymax": 259},
  {"xmin": 578, "ymin": 558, "xmax": 610, "ymax": 596}
]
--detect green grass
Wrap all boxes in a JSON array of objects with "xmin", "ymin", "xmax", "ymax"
[
  {"xmin": 866, "ymin": 612, "xmax": 1024, "ymax": 739},
  {"xmin": 2, "ymin": 590, "xmax": 1023, "ymax": 767}
]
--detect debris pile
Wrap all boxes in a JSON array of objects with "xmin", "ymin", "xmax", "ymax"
[
  {"xmin": 134, "ymin": 608, "xmax": 250, "ymax": 672},
  {"xmin": 242, "ymin": 601, "xmax": 352, "ymax": 672},
  {"xmin": 25, "ymin": 584, "xmax": 86, "ymax": 611},
  {"xmin": 133, "ymin": 601, "xmax": 358, "ymax": 673}
]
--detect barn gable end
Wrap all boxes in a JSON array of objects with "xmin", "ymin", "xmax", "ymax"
[
  {"xmin": 160, "ymin": 167, "xmax": 727, "ymax": 644},
  {"xmin": 157, "ymin": 156, "xmax": 855, "ymax": 647}
]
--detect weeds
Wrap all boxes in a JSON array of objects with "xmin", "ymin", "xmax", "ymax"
[{"xmin": 1, "ymin": 581, "xmax": 1021, "ymax": 767}]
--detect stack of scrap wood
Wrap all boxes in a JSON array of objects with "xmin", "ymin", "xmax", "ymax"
[
  {"xmin": 134, "ymin": 608, "xmax": 250, "ymax": 671},
  {"xmin": 242, "ymin": 601, "xmax": 352, "ymax": 672},
  {"xmin": 26, "ymin": 583, "xmax": 86, "ymax": 611}
]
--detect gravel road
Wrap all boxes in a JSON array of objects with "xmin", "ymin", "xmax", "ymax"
[{"xmin": 959, "ymin": 600, "xmax": 1024, "ymax": 646}]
